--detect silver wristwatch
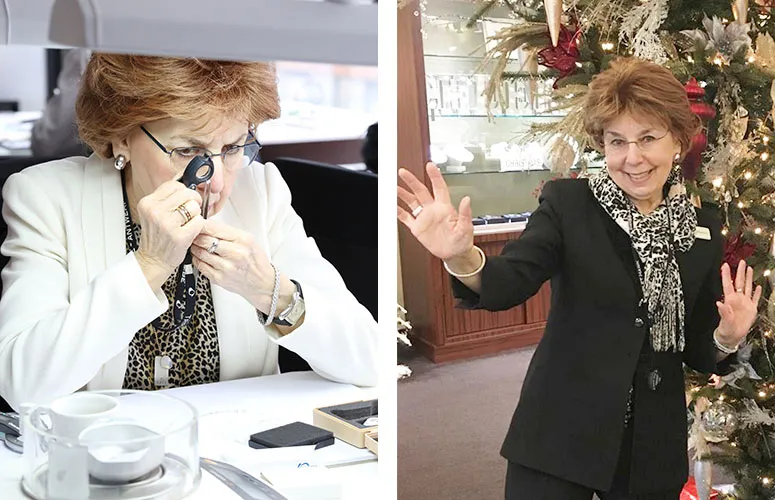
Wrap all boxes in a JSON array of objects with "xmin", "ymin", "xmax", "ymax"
[{"xmin": 273, "ymin": 280, "xmax": 305, "ymax": 327}]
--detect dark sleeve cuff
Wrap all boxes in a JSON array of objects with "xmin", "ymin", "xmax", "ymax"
[
  {"xmin": 450, "ymin": 274, "xmax": 483, "ymax": 309},
  {"xmin": 714, "ymin": 351, "xmax": 738, "ymax": 376}
]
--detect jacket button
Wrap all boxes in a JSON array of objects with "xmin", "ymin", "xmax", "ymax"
[{"xmin": 634, "ymin": 317, "xmax": 644, "ymax": 328}]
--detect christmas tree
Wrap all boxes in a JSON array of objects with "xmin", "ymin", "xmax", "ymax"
[{"xmin": 454, "ymin": 0, "xmax": 775, "ymax": 498}]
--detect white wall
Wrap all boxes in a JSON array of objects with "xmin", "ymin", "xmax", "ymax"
[{"xmin": 0, "ymin": 46, "xmax": 47, "ymax": 111}]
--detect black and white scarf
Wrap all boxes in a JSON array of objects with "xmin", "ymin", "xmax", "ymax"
[{"xmin": 588, "ymin": 167, "xmax": 697, "ymax": 352}]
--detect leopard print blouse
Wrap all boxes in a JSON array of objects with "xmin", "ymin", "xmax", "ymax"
[{"xmin": 122, "ymin": 220, "xmax": 220, "ymax": 390}]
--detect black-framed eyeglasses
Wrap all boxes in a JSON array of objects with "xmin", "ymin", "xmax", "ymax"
[{"xmin": 140, "ymin": 126, "xmax": 262, "ymax": 172}]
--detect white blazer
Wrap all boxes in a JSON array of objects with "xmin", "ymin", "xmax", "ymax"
[{"xmin": 0, "ymin": 155, "xmax": 379, "ymax": 409}]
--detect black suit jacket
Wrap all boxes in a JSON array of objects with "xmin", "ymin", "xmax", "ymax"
[{"xmin": 453, "ymin": 179, "xmax": 734, "ymax": 493}]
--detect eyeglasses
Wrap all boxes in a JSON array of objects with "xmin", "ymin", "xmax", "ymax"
[
  {"xmin": 140, "ymin": 126, "xmax": 261, "ymax": 173},
  {"xmin": 603, "ymin": 131, "xmax": 669, "ymax": 156}
]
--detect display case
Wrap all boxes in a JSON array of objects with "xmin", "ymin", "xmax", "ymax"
[{"xmin": 398, "ymin": 0, "xmax": 558, "ymax": 362}]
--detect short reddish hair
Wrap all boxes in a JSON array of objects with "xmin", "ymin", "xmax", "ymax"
[
  {"xmin": 583, "ymin": 57, "xmax": 701, "ymax": 160},
  {"xmin": 76, "ymin": 53, "xmax": 281, "ymax": 158}
]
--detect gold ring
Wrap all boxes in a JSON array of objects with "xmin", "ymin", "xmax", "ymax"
[{"xmin": 176, "ymin": 203, "xmax": 192, "ymax": 225}]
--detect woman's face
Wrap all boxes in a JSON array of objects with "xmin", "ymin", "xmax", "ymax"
[
  {"xmin": 603, "ymin": 113, "xmax": 682, "ymax": 210},
  {"xmin": 114, "ymin": 116, "xmax": 253, "ymax": 217}
]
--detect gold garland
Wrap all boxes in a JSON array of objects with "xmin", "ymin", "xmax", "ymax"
[
  {"xmin": 514, "ymin": 85, "xmax": 590, "ymax": 174},
  {"xmin": 476, "ymin": 23, "xmax": 552, "ymax": 118}
]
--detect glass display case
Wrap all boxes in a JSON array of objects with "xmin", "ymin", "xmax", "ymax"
[{"xmin": 421, "ymin": 0, "xmax": 567, "ymax": 216}]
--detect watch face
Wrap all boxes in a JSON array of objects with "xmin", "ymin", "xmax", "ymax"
[{"xmin": 283, "ymin": 297, "xmax": 305, "ymax": 324}]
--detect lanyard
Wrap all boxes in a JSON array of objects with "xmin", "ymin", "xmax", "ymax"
[{"xmin": 121, "ymin": 169, "xmax": 196, "ymax": 333}]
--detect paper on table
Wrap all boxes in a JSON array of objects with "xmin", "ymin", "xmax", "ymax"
[
  {"xmin": 313, "ymin": 440, "xmax": 376, "ymax": 467},
  {"xmin": 162, "ymin": 372, "xmax": 371, "ymax": 416},
  {"xmin": 205, "ymin": 444, "xmax": 319, "ymax": 478}
]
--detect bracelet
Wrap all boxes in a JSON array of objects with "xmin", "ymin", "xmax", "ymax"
[
  {"xmin": 713, "ymin": 327, "xmax": 741, "ymax": 354},
  {"xmin": 256, "ymin": 263, "xmax": 281, "ymax": 326},
  {"xmin": 443, "ymin": 246, "xmax": 486, "ymax": 278}
]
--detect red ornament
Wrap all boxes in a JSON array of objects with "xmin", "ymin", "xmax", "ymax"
[
  {"xmin": 684, "ymin": 77, "xmax": 706, "ymax": 100},
  {"xmin": 537, "ymin": 22, "xmax": 582, "ymax": 87},
  {"xmin": 723, "ymin": 232, "xmax": 758, "ymax": 270},
  {"xmin": 689, "ymin": 101, "xmax": 716, "ymax": 120},
  {"xmin": 681, "ymin": 77, "xmax": 716, "ymax": 181},
  {"xmin": 682, "ymin": 133, "xmax": 707, "ymax": 181}
]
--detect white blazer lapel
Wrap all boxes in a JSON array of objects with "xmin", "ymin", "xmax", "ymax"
[
  {"xmin": 80, "ymin": 156, "xmax": 109, "ymax": 278},
  {"xmin": 82, "ymin": 155, "xmax": 132, "ymax": 390}
]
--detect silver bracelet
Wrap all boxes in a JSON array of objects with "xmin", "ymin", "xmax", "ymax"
[
  {"xmin": 256, "ymin": 263, "xmax": 281, "ymax": 326},
  {"xmin": 443, "ymin": 246, "xmax": 486, "ymax": 278},
  {"xmin": 713, "ymin": 327, "xmax": 741, "ymax": 354}
]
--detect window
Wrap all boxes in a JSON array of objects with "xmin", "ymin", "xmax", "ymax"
[{"xmin": 257, "ymin": 61, "xmax": 378, "ymax": 144}]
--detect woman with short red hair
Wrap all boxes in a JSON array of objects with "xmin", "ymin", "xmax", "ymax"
[
  {"xmin": 0, "ymin": 54, "xmax": 378, "ymax": 409},
  {"xmin": 398, "ymin": 57, "xmax": 761, "ymax": 499}
]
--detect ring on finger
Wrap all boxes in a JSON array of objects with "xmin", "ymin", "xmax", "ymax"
[
  {"xmin": 736, "ymin": 288, "xmax": 744, "ymax": 293},
  {"xmin": 176, "ymin": 203, "xmax": 193, "ymax": 226},
  {"xmin": 412, "ymin": 205, "xmax": 424, "ymax": 217},
  {"xmin": 207, "ymin": 238, "xmax": 220, "ymax": 254}
]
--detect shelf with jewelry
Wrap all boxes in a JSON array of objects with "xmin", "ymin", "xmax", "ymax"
[
  {"xmin": 398, "ymin": 0, "xmax": 557, "ymax": 363},
  {"xmin": 421, "ymin": 4, "xmax": 570, "ymax": 220}
]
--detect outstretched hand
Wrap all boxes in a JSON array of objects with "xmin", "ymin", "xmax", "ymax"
[
  {"xmin": 397, "ymin": 162, "xmax": 474, "ymax": 261},
  {"xmin": 716, "ymin": 259, "xmax": 762, "ymax": 347}
]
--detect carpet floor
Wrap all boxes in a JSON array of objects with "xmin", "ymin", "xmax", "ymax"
[{"xmin": 397, "ymin": 346, "xmax": 536, "ymax": 500}]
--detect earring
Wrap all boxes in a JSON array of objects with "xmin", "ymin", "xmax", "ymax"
[
  {"xmin": 673, "ymin": 152, "xmax": 681, "ymax": 163},
  {"xmin": 114, "ymin": 154, "xmax": 126, "ymax": 170}
]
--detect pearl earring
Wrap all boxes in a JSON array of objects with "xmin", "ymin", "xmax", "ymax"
[{"xmin": 114, "ymin": 154, "xmax": 127, "ymax": 170}]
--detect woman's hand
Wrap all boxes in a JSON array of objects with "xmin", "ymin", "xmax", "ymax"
[
  {"xmin": 134, "ymin": 180, "xmax": 205, "ymax": 290},
  {"xmin": 398, "ymin": 162, "xmax": 475, "ymax": 266},
  {"xmin": 716, "ymin": 259, "xmax": 763, "ymax": 347},
  {"xmin": 190, "ymin": 219, "xmax": 295, "ymax": 314}
]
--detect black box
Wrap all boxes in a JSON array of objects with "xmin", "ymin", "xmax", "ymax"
[{"xmin": 248, "ymin": 421, "xmax": 334, "ymax": 450}]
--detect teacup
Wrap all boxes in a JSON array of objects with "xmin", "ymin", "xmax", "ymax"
[{"xmin": 49, "ymin": 393, "xmax": 118, "ymax": 441}]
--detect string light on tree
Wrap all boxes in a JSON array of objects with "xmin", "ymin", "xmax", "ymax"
[
  {"xmin": 713, "ymin": 177, "xmax": 724, "ymax": 187},
  {"xmin": 762, "ymin": 152, "xmax": 770, "ymax": 161},
  {"xmin": 764, "ymin": 270, "xmax": 772, "ymax": 277},
  {"xmin": 601, "ymin": 42, "xmax": 614, "ymax": 51},
  {"xmin": 755, "ymin": 227, "xmax": 763, "ymax": 234},
  {"xmin": 763, "ymin": 477, "xmax": 772, "ymax": 486},
  {"xmin": 759, "ymin": 390, "xmax": 767, "ymax": 397},
  {"xmin": 745, "ymin": 171, "xmax": 753, "ymax": 179},
  {"xmin": 739, "ymin": 201, "xmax": 745, "ymax": 208}
]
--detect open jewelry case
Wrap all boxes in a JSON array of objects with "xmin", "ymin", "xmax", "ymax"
[{"xmin": 312, "ymin": 399, "xmax": 378, "ymax": 450}]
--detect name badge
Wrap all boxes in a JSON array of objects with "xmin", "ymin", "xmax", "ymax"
[{"xmin": 695, "ymin": 226, "xmax": 711, "ymax": 240}]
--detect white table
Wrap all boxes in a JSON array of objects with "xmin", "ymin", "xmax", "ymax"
[{"xmin": 0, "ymin": 372, "xmax": 378, "ymax": 499}]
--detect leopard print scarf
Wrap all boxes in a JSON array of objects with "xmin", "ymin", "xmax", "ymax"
[{"xmin": 589, "ymin": 167, "xmax": 697, "ymax": 352}]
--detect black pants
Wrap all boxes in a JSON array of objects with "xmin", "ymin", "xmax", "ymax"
[
  {"xmin": 504, "ymin": 421, "xmax": 682, "ymax": 500},
  {"xmin": 504, "ymin": 462, "xmax": 682, "ymax": 500}
]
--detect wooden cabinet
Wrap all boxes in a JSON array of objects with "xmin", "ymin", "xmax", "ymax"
[
  {"xmin": 398, "ymin": 2, "xmax": 549, "ymax": 362},
  {"xmin": 410, "ymin": 227, "xmax": 550, "ymax": 363}
]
